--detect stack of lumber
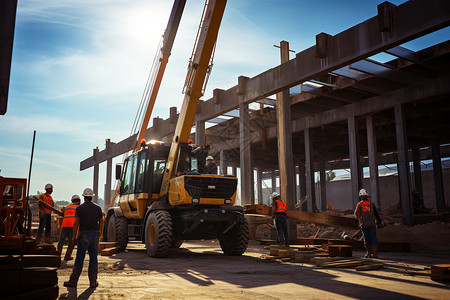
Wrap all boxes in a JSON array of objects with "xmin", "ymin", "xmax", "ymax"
[
  {"xmin": 261, "ymin": 244, "xmax": 384, "ymax": 271},
  {"xmin": 36, "ymin": 243, "xmax": 57, "ymax": 255},
  {"xmin": 99, "ymin": 242, "xmax": 120, "ymax": 256},
  {"xmin": 0, "ymin": 255, "xmax": 60, "ymax": 299}
]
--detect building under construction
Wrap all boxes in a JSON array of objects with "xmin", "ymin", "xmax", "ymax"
[
  {"xmin": 81, "ymin": 0, "xmax": 450, "ymax": 228},
  {"xmin": 2, "ymin": 0, "xmax": 450, "ymax": 298}
]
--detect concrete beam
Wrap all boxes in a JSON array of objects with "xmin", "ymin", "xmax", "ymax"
[{"xmin": 80, "ymin": 0, "xmax": 450, "ymax": 170}]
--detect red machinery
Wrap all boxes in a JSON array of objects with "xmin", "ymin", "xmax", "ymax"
[{"xmin": 0, "ymin": 176, "xmax": 31, "ymax": 251}]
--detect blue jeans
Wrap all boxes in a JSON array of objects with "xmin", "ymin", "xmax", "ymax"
[
  {"xmin": 38, "ymin": 213, "xmax": 52, "ymax": 234},
  {"xmin": 74, "ymin": 232, "xmax": 99, "ymax": 271},
  {"xmin": 275, "ymin": 214, "xmax": 289, "ymax": 245},
  {"xmin": 57, "ymin": 227, "xmax": 73, "ymax": 247},
  {"xmin": 361, "ymin": 226, "xmax": 378, "ymax": 246}
]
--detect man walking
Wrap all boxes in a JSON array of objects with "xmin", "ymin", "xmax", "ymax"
[
  {"xmin": 57, "ymin": 194, "xmax": 80, "ymax": 261},
  {"xmin": 271, "ymin": 192, "xmax": 289, "ymax": 247},
  {"xmin": 354, "ymin": 188, "xmax": 382, "ymax": 258},
  {"xmin": 64, "ymin": 188, "xmax": 103, "ymax": 288},
  {"xmin": 37, "ymin": 183, "xmax": 55, "ymax": 244}
]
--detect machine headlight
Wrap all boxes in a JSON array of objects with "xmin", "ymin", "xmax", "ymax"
[
  {"xmin": 224, "ymin": 199, "xmax": 232, "ymax": 204},
  {"xmin": 192, "ymin": 198, "xmax": 200, "ymax": 204}
]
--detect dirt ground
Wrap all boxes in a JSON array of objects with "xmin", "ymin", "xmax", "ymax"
[{"xmin": 56, "ymin": 240, "xmax": 450, "ymax": 300}]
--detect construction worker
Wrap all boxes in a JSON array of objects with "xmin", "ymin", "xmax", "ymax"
[
  {"xmin": 57, "ymin": 194, "xmax": 81, "ymax": 261},
  {"xmin": 37, "ymin": 183, "xmax": 55, "ymax": 244},
  {"xmin": 271, "ymin": 192, "xmax": 289, "ymax": 247},
  {"xmin": 354, "ymin": 188, "xmax": 382, "ymax": 258},
  {"xmin": 64, "ymin": 188, "xmax": 104, "ymax": 288},
  {"xmin": 205, "ymin": 155, "xmax": 218, "ymax": 174}
]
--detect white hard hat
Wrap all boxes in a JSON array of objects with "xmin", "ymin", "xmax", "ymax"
[
  {"xmin": 45, "ymin": 183, "xmax": 53, "ymax": 190},
  {"xmin": 359, "ymin": 188, "xmax": 368, "ymax": 197},
  {"xmin": 206, "ymin": 156, "xmax": 214, "ymax": 161},
  {"xmin": 82, "ymin": 188, "xmax": 95, "ymax": 197},
  {"xmin": 71, "ymin": 194, "xmax": 81, "ymax": 202},
  {"xmin": 271, "ymin": 192, "xmax": 280, "ymax": 199}
]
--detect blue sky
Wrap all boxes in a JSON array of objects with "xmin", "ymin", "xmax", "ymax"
[{"xmin": 1, "ymin": 0, "xmax": 447, "ymax": 203}]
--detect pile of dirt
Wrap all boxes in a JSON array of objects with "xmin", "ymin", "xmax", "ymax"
[{"xmin": 378, "ymin": 221, "xmax": 450, "ymax": 252}]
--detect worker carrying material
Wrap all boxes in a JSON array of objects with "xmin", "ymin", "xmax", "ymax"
[
  {"xmin": 271, "ymin": 192, "xmax": 289, "ymax": 247},
  {"xmin": 64, "ymin": 188, "xmax": 104, "ymax": 288},
  {"xmin": 37, "ymin": 183, "xmax": 55, "ymax": 244},
  {"xmin": 57, "ymin": 194, "xmax": 81, "ymax": 261},
  {"xmin": 354, "ymin": 188, "xmax": 382, "ymax": 258}
]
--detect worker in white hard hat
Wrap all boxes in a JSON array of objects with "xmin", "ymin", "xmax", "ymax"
[
  {"xmin": 64, "ymin": 188, "xmax": 104, "ymax": 288},
  {"xmin": 205, "ymin": 155, "xmax": 218, "ymax": 174},
  {"xmin": 57, "ymin": 194, "xmax": 81, "ymax": 261},
  {"xmin": 37, "ymin": 183, "xmax": 55, "ymax": 244},
  {"xmin": 271, "ymin": 192, "xmax": 289, "ymax": 247},
  {"xmin": 354, "ymin": 188, "xmax": 382, "ymax": 258}
]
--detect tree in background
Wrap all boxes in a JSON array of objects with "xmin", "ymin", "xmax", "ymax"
[{"xmin": 326, "ymin": 171, "xmax": 336, "ymax": 182}]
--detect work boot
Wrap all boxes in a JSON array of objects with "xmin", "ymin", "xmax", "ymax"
[
  {"xmin": 44, "ymin": 234, "xmax": 52, "ymax": 244},
  {"xmin": 372, "ymin": 245, "xmax": 378, "ymax": 258},
  {"xmin": 36, "ymin": 234, "xmax": 42, "ymax": 245},
  {"xmin": 364, "ymin": 245, "xmax": 372, "ymax": 258},
  {"xmin": 88, "ymin": 269, "xmax": 99, "ymax": 288},
  {"xmin": 57, "ymin": 246, "xmax": 63, "ymax": 258},
  {"xmin": 63, "ymin": 268, "xmax": 82, "ymax": 287},
  {"xmin": 64, "ymin": 244, "xmax": 75, "ymax": 261}
]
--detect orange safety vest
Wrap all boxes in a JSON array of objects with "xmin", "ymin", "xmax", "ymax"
[
  {"xmin": 38, "ymin": 193, "xmax": 55, "ymax": 213},
  {"xmin": 274, "ymin": 199, "xmax": 287, "ymax": 214},
  {"xmin": 61, "ymin": 204, "xmax": 78, "ymax": 228}
]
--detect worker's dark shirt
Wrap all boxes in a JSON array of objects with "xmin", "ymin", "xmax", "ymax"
[
  {"xmin": 75, "ymin": 201, "xmax": 103, "ymax": 232},
  {"xmin": 205, "ymin": 161, "xmax": 218, "ymax": 174}
]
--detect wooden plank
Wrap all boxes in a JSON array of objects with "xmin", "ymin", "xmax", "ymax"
[
  {"xmin": 287, "ymin": 210, "xmax": 358, "ymax": 229},
  {"xmin": 320, "ymin": 260, "xmax": 365, "ymax": 268},
  {"xmin": 101, "ymin": 247, "xmax": 120, "ymax": 256},
  {"xmin": 99, "ymin": 242, "xmax": 119, "ymax": 252},
  {"xmin": 356, "ymin": 264, "xmax": 384, "ymax": 271},
  {"xmin": 32, "ymin": 196, "xmax": 63, "ymax": 216}
]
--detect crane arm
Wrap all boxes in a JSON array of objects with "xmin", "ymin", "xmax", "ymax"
[
  {"xmin": 159, "ymin": 0, "xmax": 227, "ymax": 197},
  {"xmin": 135, "ymin": 0, "xmax": 186, "ymax": 152}
]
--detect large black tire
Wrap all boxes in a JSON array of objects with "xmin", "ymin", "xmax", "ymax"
[
  {"xmin": 219, "ymin": 214, "xmax": 249, "ymax": 256},
  {"xmin": 106, "ymin": 214, "xmax": 128, "ymax": 251},
  {"xmin": 144, "ymin": 210, "xmax": 173, "ymax": 257}
]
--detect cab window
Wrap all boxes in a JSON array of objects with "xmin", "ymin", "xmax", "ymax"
[
  {"xmin": 122, "ymin": 154, "xmax": 138, "ymax": 195},
  {"xmin": 135, "ymin": 152, "xmax": 147, "ymax": 193}
]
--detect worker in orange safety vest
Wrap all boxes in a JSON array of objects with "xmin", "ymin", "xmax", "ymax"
[
  {"xmin": 37, "ymin": 183, "xmax": 55, "ymax": 244},
  {"xmin": 57, "ymin": 194, "xmax": 81, "ymax": 260},
  {"xmin": 271, "ymin": 192, "xmax": 289, "ymax": 246},
  {"xmin": 354, "ymin": 188, "xmax": 382, "ymax": 258}
]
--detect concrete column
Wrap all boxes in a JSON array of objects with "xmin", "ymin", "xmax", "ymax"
[
  {"xmin": 220, "ymin": 150, "xmax": 227, "ymax": 175},
  {"xmin": 231, "ymin": 166, "xmax": 237, "ymax": 177},
  {"xmin": 366, "ymin": 116, "xmax": 381, "ymax": 209},
  {"xmin": 412, "ymin": 144, "xmax": 424, "ymax": 209},
  {"xmin": 93, "ymin": 147, "xmax": 99, "ymax": 204},
  {"xmin": 431, "ymin": 141, "xmax": 446, "ymax": 212},
  {"xmin": 104, "ymin": 139, "xmax": 112, "ymax": 212},
  {"xmin": 256, "ymin": 169, "xmax": 264, "ymax": 204},
  {"xmin": 276, "ymin": 40, "xmax": 296, "ymax": 209},
  {"xmin": 348, "ymin": 115, "xmax": 362, "ymax": 208},
  {"xmin": 394, "ymin": 104, "xmax": 413, "ymax": 226},
  {"xmin": 319, "ymin": 162, "xmax": 327, "ymax": 211},
  {"xmin": 239, "ymin": 101, "xmax": 253, "ymax": 205},
  {"xmin": 304, "ymin": 128, "xmax": 316, "ymax": 212},
  {"xmin": 271, "ymin": 171, "xmax": 276, "ymax": 193},
  {"xmin": 195, "ymin": 120, "xmax": 205, "ymax": 146},
  {"xmin": 298, "ymin": 162, "xmax": 307, "ymax": 211}
]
